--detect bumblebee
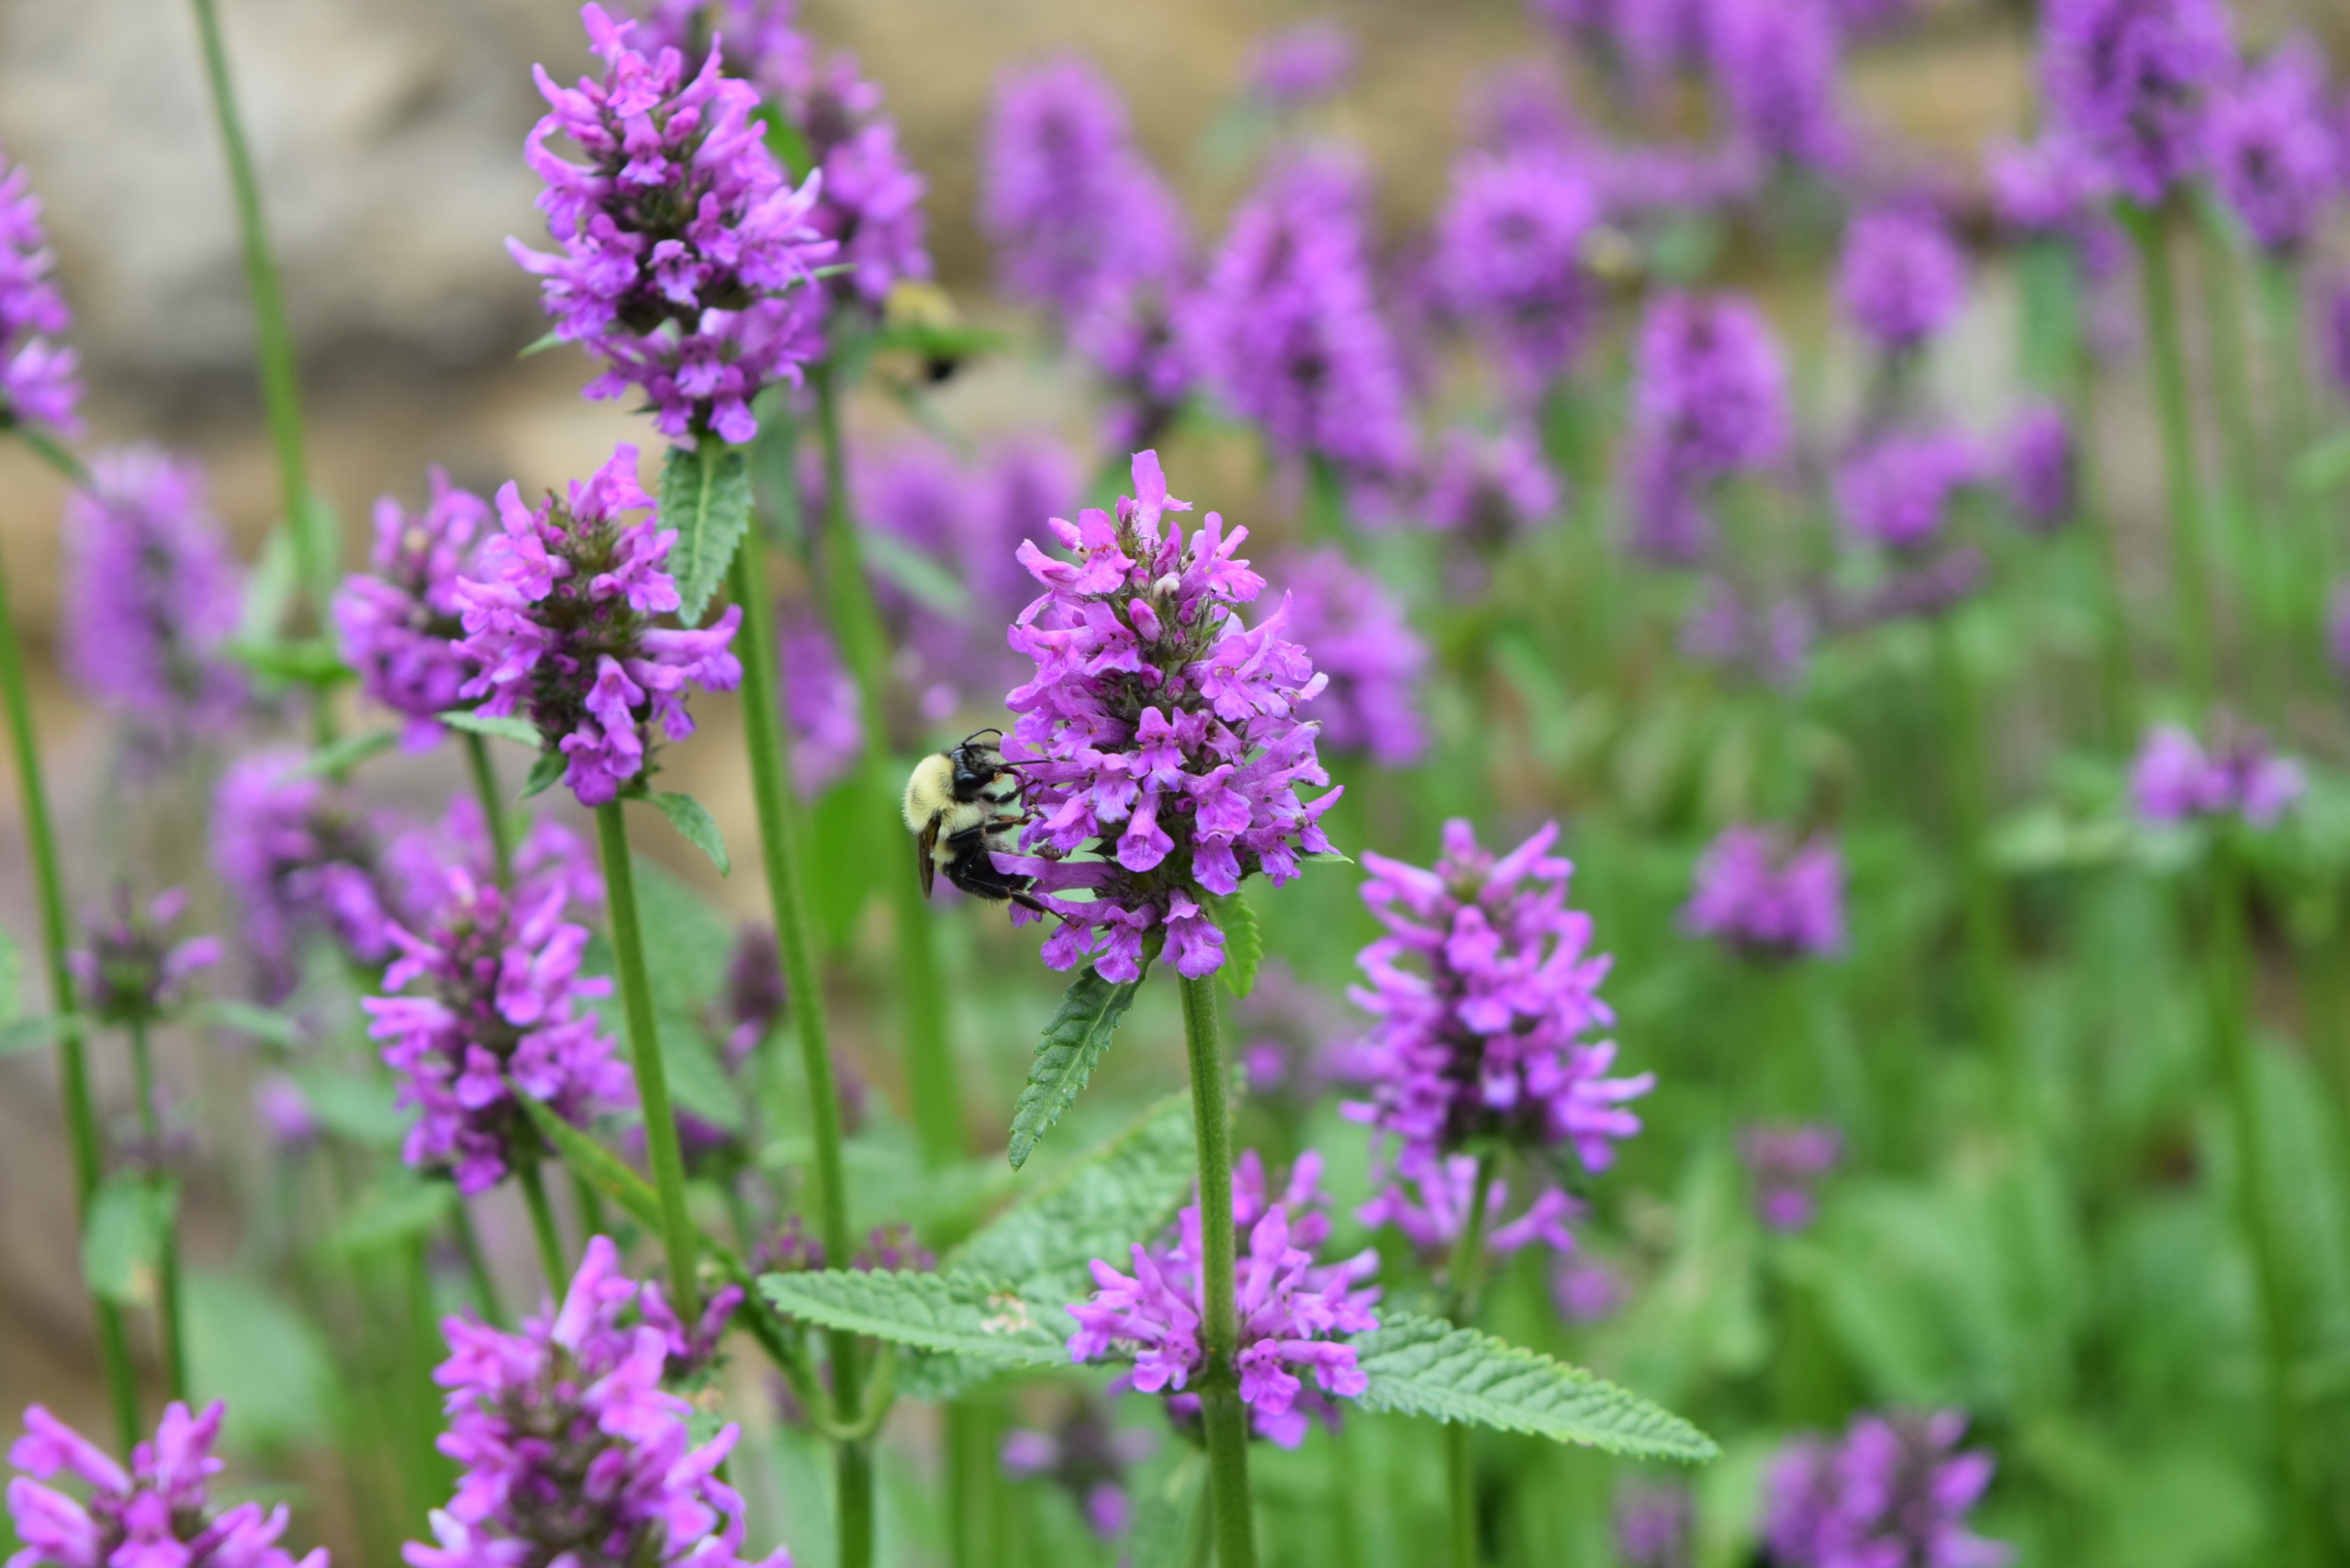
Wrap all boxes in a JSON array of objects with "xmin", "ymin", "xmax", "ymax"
[{"xmin": 902, "ymin": 730, "xmax": 1046, "ymax": 913}]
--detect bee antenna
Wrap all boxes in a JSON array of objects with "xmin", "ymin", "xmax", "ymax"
[{"xmin": 964, "ymin": 727, "xmax": 1005, "ymax": 745}]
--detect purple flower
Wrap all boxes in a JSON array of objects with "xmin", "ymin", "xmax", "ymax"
[
  {"xmin": 777, "ymin": 609, "xmax": 861, "ymax": 795},
  {"xmin": 1244, "ymin": 20, "xmax": 1356, "ymax": 106},
  {"xmin": 999, "ymin": 452, "xmax": 1341, "ymax": 982},
  {"xmin": 408, "ymin": 1237, "xmax": 780, "ymax": 1568},
  {"xmin": 1343, "ymin": 821, "xmax": 1650, "ymax": 1181},
  {"xmin": 1763, "ymin": 1410, "xmax": 2010, "ymax": 1568},
  {"xmin": 1709, "ymin": 0, "xmax": 1847, "ymax": 175},
  {"xmin": 60, "ymin": 448, "xmax": 246, "ymax": 767},
  {"xmin": 1986, "ymin": 135, "xmax": 2111, "ymax": 238},
  {"xmin": 336, "ymin": 469, "xmax": 493, "ymax": 750},
  {"xmin": 0, "ymin": 146, "xmax": 80, "ymax": 437},
  {"xmin": 252, "ymin": 1073, "xmax": 321, "ymax": 1148},
  {"xmin": 2204, "ymin": 38, "xmax": 2338, "ymax": 256},
  {"xmin": 1357, "ymin": 1152, "xmax": 1581, "ymax": 1262},
  {"xmin": 1423, "ymin": 423, "xmax": 1561, "ymax": 549},
  {"xmin": 1681, "ymin": 580, "xmax": 1813, "ymax": 689},
  {"xmin": 1532, "ymin": 0, "xmax": 1718, "ymax": 85},
  {"xmin": 1842, "ymin": 546, "xmax": 1990, "ymax": 626},
  {"xmin": 1184, "ymin": 152, "xmax": 1416, "ymax": 480},
  {"xmin": 7, "ymin": 1402, "xmax": 326, "ymax": 1568},
  {"xmin": 511, "ymin": 4, "xmax": 833, "ymax": 444},
  {"xmin": 1000, "ymin": 1399, "xmax": 1155, "ymax": 1540},
  {"xmin": 1615, "ymin": 1480, "xmax": 1695, "ymax": 1568},
  {"xmin": 2004, "ymin": 404, "xmax": 2076, "ymax": 532},
  {"xmin": 1463, "ymin": 61, "xmax": 1585, "ymax": 162},
  {"xmin": 364, "ymin": 847, "xmax": 631, "ymax": 1195},
  {"xmin": 1550, "ymin": 1253, "xmax": 1626, "ymax": 1323},
  {"xmin": 981, "ymin": 57, "xmax": 1188, "ymax": 322},
  {"xmin": 852, "ymin": 1223, "xmax": 935, "ymax": 1273},
  {"xmin": 1835, "ymin": 431, "xmax": 1980, "ymax": 554},
  {"xmin": 1274, "ymin": 547, "xmax": 1427, "ymax": 767},
  {"xmin": 1622, "ymin": 293, "xmax": 1791, "ymax": 563},
  {"xmin": 2041, "ymin": 0, "xmax": 2233, "ymax": 208},
  {"xmin": 1739, "ymin": 1122, "xmax": 1843, "ymax": 1231},
  {"xmin": 1435, "ymin": 150, "xmax": 1601, "ymax": 398},
  {"xmin": 1068, "ymin": 1149, "xmax": 1381, "ymax": 1449},
  {"xmin": 69, "ymin": 888, "xmax": 221, "ymax": 1025},
  {"xmin": 1683, "ymin": 826, "xmax": 1845, "ymax": 961},
  {"xmin": 2130, "ymin": 721, "xmax": 2304, "ymax": 828},
  {"xmin": 1837, "ymin": 207, "xmax": 1967, "ymax": 354},
  {"xmin": 1234, "ymin": 957, "xmax": 1350, "ymax": 1102},
  {"xmin": 453, "ymin": 444, "xmax": 743, "ymax": 807},
  {"xmin": 212, "ymin": 753, "xmax": 404, "ymax": 998}
]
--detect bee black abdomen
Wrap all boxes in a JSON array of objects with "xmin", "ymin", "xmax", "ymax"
[{"xmin": 939, "ymin": 823, "xmax": 1035, "ymax": 902}]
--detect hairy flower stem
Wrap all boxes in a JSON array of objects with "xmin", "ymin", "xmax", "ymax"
[
  {"xmin": 1933, "ymin": 621, "xmax": 2020, "ymax": 1121},
  {"xmin": 452, "ymin": 1203, "xmax": 507, "ymax": 1328},
  {"xmin": 186, "ymin": 0, "xmax": 324, "ymax": 613},
  {"xmin": 1180, "ymin": 975, "xmax": 1258, "ymax": 1568},
  {"xmin": 462, "ymin": 733, "xmax": 514, "ymax": 887},
  {"xmin": 592, "ymin": 802, "xmax": 699, "ymax": 1313},
  {"xmin": 514, "ymin": 1157, "xmax": 565, "ymax": 1295},
  {"xmin": 2128, "ymin": 208, "xmax": 2218, "ymax": 706},
  {"xmin": 0, "ymin": 521, "xmax": 140, "ymax": 1448},
  {"xmin": 1442, "ymin": 1156, "xmax": 1495, "ymax": 1568},
  {"xmin": 725, "ymin": 531, "xmax": 874, "ymax": 1566},
  {"xmin": 127, "ymin": 1018, "xmax": 188, "ymax": 1404}
]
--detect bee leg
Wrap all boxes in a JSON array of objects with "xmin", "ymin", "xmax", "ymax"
[{"xmin": 1010, "ymin": 890, "xmax": 1053, "ymax": 916}]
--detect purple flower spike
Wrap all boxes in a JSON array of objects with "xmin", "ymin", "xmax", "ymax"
[
  {"xmin": 1683, "ymin": 825, "xmax": 1845, "ymax": 962},
  {"xmin": 1245, "ymin": 19, "xmax": 1356, "ymax": 107},
  {"xmin": 0, "ymin": 147, "xmax": 78, "ymax": 436},
  {"xmin": 453, "ymin": 443, "xmax": 743, "ymax": 807},
  {"xmin": 2042, "ymin": 0, "xmax": 2233, "ymax": 208},
  {"xmin": 62, "ymin": 447, "xmax": 247, "ymax": 768},
  {"xmin": 1622, "ymin": 293, "xmax": 1790, "ymax": 564},
  {"xmin": 1068, "ymin": 1150, "xmax": 1380, "ymax": 1450},
  {"xmin": 2005, "ymin": 404, "xmax": 2076, "ymax": 532},
  {"xmin": 409, "ymin": 1236, "xmax": 786, "ymax": 1568},
  {"xmin": 1273, "ymin": 547, "xmax": 1427, "ymax": 767},
  {"xmin": 1342, "ymin": 821, "xmax": 1650, "ymax": 1182},
  {"xmin": 778, "ymin": 609, "xmax": 862, "ymax": 795},
  {"xmin": 1435, "ymin": 149, "xmax": 1601, "ymax": 398},
  {"xmin": 1681, "ymin": 580, "xmax": 1813, "ymax": 689},
  {"xmin": 69, "ymin": 888, "xmax": 221, "ymax": 1026},
  {"xmin": 1614, "ymin": 1480, "xmax": 1695, "ymax": 1568},
  {"xmin": 2205, "ymin": 38, "xmax": 2338, "ymax": 257},
  {"xmin": 1835, "ymin": 431, "xmax": 1980, "ymax": 554},
  {"xmin": 2131, "ymin": 720, "xmax": 2304, "ymax": 829},
  {"xmin": 1356, "ymin": 1152, "xmax": 1582, "ymax": 1263},
  {"xmin": 1424, "ymin": 424, "xmax": 1561, "ymax": 549},
  {"xmin": 1986, "ymin": 136, "xmax": 2111, "ymax": 239},
  {"xmin": 7, "ymin": 1401, "xmax": 328, "ymax": 1568},
  {"xmin": 1000, "ymin": 451, "xmax": 1341, "ymax": 983},
  {"xmin": 1838, "ymin": 207, "xmax": 1967, "ymax": 354},
  {"xmin": 1739, "ymin": 1122, "xmax": 1844, "ymax": 1231},
  {"xmin": 1764, "ymin": 1409, "xmax": 2011, "ymax": 1568},
  {"xmin": 213, "ymin": 753, "xmax": 405, "ymax": 998},
  {"xmin": 511, "ymin": 3, "xmax": 834, "ymax": 443},
  {"xmin": 364, "ymin": 852, "xmax": 630, "ymax": 1195},
  {"xmin": 1709, "ymin": 0, "xmax": 1848, "ymax": 176},
  {"xmin": 1000, "ymin": 1398, "xmax": 1155, "ymax": 1540},
  {"xmin": 336, "ymin": 469, "xmax": 493, "ymax": 750}
]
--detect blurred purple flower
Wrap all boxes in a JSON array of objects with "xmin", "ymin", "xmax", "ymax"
[
  {"xmin": 1234, "ymin": 957, "xmax": 1350, "ymax": 1102},
  {"xmin": 335, "ymin": 469, "xmax": 492, "ymax": 751},
  {"xmin": 1835, "ymin": 431, "xmax": 1980, "ymax": 554},
  {"xmin": 1763, "ymin": 1410, "xmax": 2009, "ymax": 1568},
  {"xmin": 7, "ymin": 1401, "xmax": 326, "ymax": 1568},
  {"xmin": 1837, "ymin": 207, "xmax": 1967, "ymax": 354},
  {"xmin": 1682, "ymin": 580, "xmax": 1813, "ymax": 689},
  {"xmin": 253, "ymin": 1073, "xmax": 321, "ymax": 1148},
  {"xmin": 1435, "ymin": 149, "xmax": 1602, "ymax": 398},
  {"xmin": 453, "ymin": 444, "xmax": 743, "ymax": 807},
  {"xmin": 1551, "ymin": 1253, "xmax": 1626, "ymax": 1323},
  {"xmin": 2004, "ymin": 404, "xmax": 2076, "ymax": 532},
  {"xmin": 2131, "ymin": 721, "xmax": 2303, "ymax": 828},
  {"xmin": 1844, "ymin": 546, "xmax": 1991, "ymax": 625},
  {"xmin": 777, "ymin": 608, "xmax": 862, "ymax": 794},
  {"xmin": 1357, "ymin": 1152, "xmax": 1581, "ymax": 1263},
  {"xmin": 1709, "ymin": 0, "xmax": 1847, "ymax": 175},
  {"xmin": 1275, "ymin": 547, "xmax": 1427, "ymax": 767},
  {"xmin": 1001, "ymin": 1398, "xmax": 1154, "ymax": 1540},
  {"xmin": 2205, "ymin": 38, "xmax": 2337, "ymax": 256},
  {"xmin": 1739, "ymin": 1122, "xmax": 1843, "ymax": 1231},
  {"xmin": 0, "ymin": 146, "xmax": 78, "ymax": 436},
  {"xmin": 69, "ymin": 888, "xmax": 221, "ymax": 1026},
  {"xmin": 1684, "ymin": 826, "xmax": 1845, "ymax": 961},
  {"xmin": 1986, "ymin": 135, "xmax": 2110, "ymax": 237},
  {"xmin": 1464, "ymin": 61, "xmax": 1584, "ymax": 160},
  {"xmin": 61, "ymin": 447, "xmax": 246, "ymax": 767},
  {"xmin": 1423, "ymin": 423, "xmax": 1561, "ymax": 554},
  {"xmin": 1245, "ymin": 20, "xmax": 1356, "ymax": 106},
  {"xmin": 1615, "ymin": 1480, "xmax": 1695, "ymax": 1568},
  {"xmin": 1623, "ymin": 292, "xmax": 1791, "ymax": 564},
  {"xmin": 2042, "ymin": 0, "xmax": 2233, "ymax": 207},
  {"xmin": 852, "ymin": 1223, "xmax": 935, "ymax": 1273},
  {"xmin": 212, "ymin": 752, "xmax": 403, "ymax": 998}
]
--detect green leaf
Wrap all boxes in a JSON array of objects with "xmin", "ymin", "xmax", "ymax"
[
  {"xmin": 517, "ymin": 328, "xmax": 565, "ymax": 359},
  {"xmin": 513, "ymin": 1092, "xmax": 663, "ymax": 1232},
  {"xmin": 275, "ymin": 728, "xmax": 399, "ymax": 783},
  {"xmin": 227, "ymin": 636, "xmax": 354, "ymax": 689},
  {"xmin": 652, "ymin": 791, "xmax": 731, "ymax": 876},
  {"xmin": 859, "ymin": 528, "xmax": 974, "ymax": 620},
  {"xmin": 237, "ymin": 526, "xmax": 300, "ymax": 645},
  {"xmin": 1006, "ymin": 965, "xmax": 1146, "ymax": 1170},
  {"xmin": 1128, "ymin": 1452, "xmax": 1209, "ymax": 1568},
  {"xmin": 1301, "ymin": 849, "xmax": 1356, "ymax": 867},
  {"xmin": 84, "ymin": 1174, "xmax": 177, "ymax": 1307},
  {"xmin": 1203, "ymin": 889, "xmax": 1260, "ymax": 999},
  {"xmin": 295, "ymin": 1070, "xmax": 410, "ymax": 1148},
  {"xmin": 954, "ymin": 1093, "xmax": 1192, "ymax": 1301},
  {"xmin": 439, "ymin": 709, "xmax": 543, "ymax": 747},
  {"xmin": 194, "ymin": 998, "xmax": 308, "ymax": 1048},
  {"xmin": 521, "ymin": 751, "xmax": 566, "ymax": 799},
  {"xmin": 1350, "ymin": 1315, "xmax": 1718, "ymax": 1462},
  {"xmin": 759, "ymin": 1268, "xmax": 1070, "ymax": 1365},
  {"xmin": 629, "ymin": 857, "xmax": 736, "ymax": 1008},
  {"xmin": 2293, "ymin": 430, "xmax": 2350, "ymax": 497},
  {"xmin": 185, "ymin": 1271, "xmax": 333, "ymax": 1448},
  {"xmin": 326, "ymin": 1172, "xmax": 454, "ymax": 1257},
  {"xmin": 660, "ymin": 438, "xmax": 755, "ymax": 626},
  {"xmin": 0, "ymin": 1013, "xmax": 71, "ymax": 1057}
]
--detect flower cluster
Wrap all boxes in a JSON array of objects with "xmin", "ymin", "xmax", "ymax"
[
  {"xmin": 0, "ymin": 146, "xmax": 79, "ymax": 435},
  {"xmin": 769, "ymin": 50, "xmax": 931, "ymax": 309},
  {"xmin": 1424, "ymin": 424, "xmax": 1561, "ymax": 544},
  {"xmin": 1234, "ymin": 957, "xmax": 1351, "ymax": 1102},
  {"xmin": 1740, "ymin": 1123, "xmax": 1844, "ymax": 1231},
  {"xmin": 70, "ymin": 888, "xmax": 221, "ymax": 1026},
  {"xmin": 365, "ymin": 839, "xmax": 629, "ymax": 1195},
  {"xmin": 410, "ymin": 1237, "xmax": 782, "ymax": 1568},
  {"xmin": 454, "ymin": 444, "xmax": 743, "ymax": 807},
  {"xmin": 512, "ymin": 4, "xmax": 832, "ymax": 443},
  {"xmin": 2130, "ymin": 721, "xmax": 2304, "ymax": 829},
  {"xmin": 1614, "ymin": 1481, "xmax": 1695, "ymax": 1568},
  {"xmin": 212, "ymin": 752, "xmax": 403, "ymax": 998},
  {"xmin": 1343, "ymin": 820, "xmax": 1651, "ymax": 1182},
  {"xmin": 1837, "ymin": 207, "xmax": 1967, "ymax": 355},
  {"xmin": 1068, "ymin": 1149, "xmax": 1380, "ymax": 1449},
  {"xmin": 2004, "ymin": 405, "xmax": 2076, "ymax": 532},
  {"xmin": 335, "ymin": 468, "xmax": 493, "ymax": 749},
  {"xmin": 1001, "ymin": 452, "xmax": 1341, "ymax": 982},
  {"xmin": 7, "ymin": 1403, "xmax": 327, "ymax": 1568},
  {"xmin": 2204, "ymin": 38, "xmax": 2337, "ymax": 257},
  {"xmin": 1622, "ymin": 293, "xmax": 1791, "ymax": 563},
  {"xmin": 1000, "ymin": 1399, "xmax": 1155, "ymax": 1540},
  {"xmin": 1683, "ymin": 826, "xmax": 1845, "ymax": 961},
  {"xmin": 1711, "ymin": 0, "xmax": 1849, "ymax": 175},
  {"xmin": 2041, "ymin": 0, "xmax": 2233, "ymax": 207},
  {"xmin": 61, "ymin": 447, "xmax": 247, "ymax": 767},
  {"xmin": 1682, "ymin": 581, "xmax": 1814, "ymax": 689},
  {"xmin": 1835, "ymin": 431, "xmax": 1980, "ymax": 554},
  {"xmin": 1356, "ymin": 1152, "xmax": 1580, "ymax": 1262},
  {"xmin": 777, "ymin": 608, "xmax": 862, "ymax": 795},
  {"xmin": 1244, "ymin": 19, "xmax": 1356, "ymax": 107},
  {"xmin": 1434, "ymin": 149, "xmax": 1600, "ymax": 398},
  {"xmin": 1273, "ymin": 548, "xmax": 1427, "ymax": 767},
  {"xmin": 1763, "ymin": 1410, "xmax": 2010, "ymax": 1568}
]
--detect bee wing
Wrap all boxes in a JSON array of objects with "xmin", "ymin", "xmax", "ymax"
[{"xmin": 916, "ymin": 817, "xmax": 939, "ymax": 899}]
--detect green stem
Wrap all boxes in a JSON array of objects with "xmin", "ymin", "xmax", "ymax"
[
  {"xmin": 2128, "ymin": 207, "xmax": 2219, "ymax": 706},
  {"xmin": 186, "ymin": 0, "xmax": 321, "ymax": 609},
  {"xmin": 1441, "ymin": 1154, "xmax": 1495, "ymax": 1568},
  {"xmin": 570, "ymin": 1169, "xmax": 609, "ymax": 1242},
  {"xmin": 451, "ymin": 1201, "xmax": 507, "ymax": 1327},
  {"xmin": 592, "ymin": 802, "xmax": 699, "ymax": 1312},
  {"xmin": 1933, "ymin": 618, "xmax": 2019, "ymax": 1116},
  {"xmin": 12, "ymin": 421, "xmax": 89, "ymax": 487},
  {"xmin": 127, "ymin": 1019, "xmax": 187, "ymax": 1405},
  {"xmin": 810, "ymin": 364, "xmax": 962, "ymax": 1168},
  {"xmin": 0, "ymin": 528, "xmax": 140, "ymax": 1448},
  {"xmin": 1179, "ymin": 975, "xmax": 1257, "ymax": 1568},
  {"xmin": 837, "ymin": 1439, "xmax": 875, "ymax": 1568},
  {"xmin": 2194, "ymin": 219, "xmax": 2283, "ymax": 717},
  {"xmin": 463, "ymin": 733, "xmax": 514, "ymax": 888},
  {"xmin": 515, "ymin": 1158, "xmax": 566, "ymax": 1296},
  {"xmin": 2258, "ymin": 258, "xmax": 2331, "ymax": 678}
]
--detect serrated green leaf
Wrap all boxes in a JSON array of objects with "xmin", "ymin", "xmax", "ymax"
[
  {"xmin": 294, "ymin": 1070, "xmax": 410, "ymax": 1148},
  {"xmin": 859, "ymin": 528, "xmax": 973, "ymax": 620},
  {"xmin": 514, "ymin": 1092, "xmax": 664, "ymax": 1232},
  {"xmin": 955, "ymin": 1093, "xmax": 1192, "ymax": 1300},
  {"xmin": 326, "ymin": 1173, "xmax": 454, "ymax": 1257},
  {"xmin": 896, "ymin": 1349, "xmax": 1017, "ymax": 1402},
  {"xmin": 521, "ymin": 751, "xmax": 566, "ymax": 799},
  {"xmin": 652, "ymin": 792, "xmax": 731, "ymax": 876},
  {"xmin": 195, "ymin": 998, "xmax": 308, "ymax": 1048},
  {"xmin": 661, "ymin": 438, "xmax": 755, "ymax": 625},
  {"xmin": 1203, "ymin": 890, "xmax": 1260, "ymax": 999},
  {"xmin": 439, "ymin": 709, "xmax": 543, "ymax": 746},
  {"xmin": 84, "ymin": 1175, "xmax": 176, "ymax": 1307},
  {"xmin": 630, "ymin": 857, "xmax": 735, "ymax": 1010},
  {"xmin": 274, "ymin": 728, "xmax": 398, "ymax": 783},
  {"xmin": 759, "ymin": 1268, "xmax": 1070, "ymax": 1364},
  {"xmin": 1006, "ymin": 966, "xmax": 1145, "ymax": 1170},
  {"xmin": 1351, "ymin": 1315, "xmax": 1718, "ymax": 1461}
]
